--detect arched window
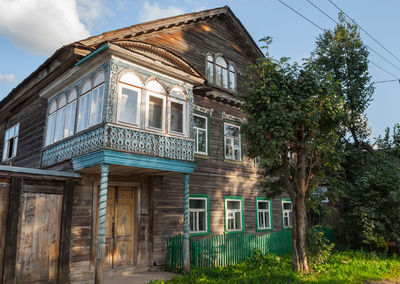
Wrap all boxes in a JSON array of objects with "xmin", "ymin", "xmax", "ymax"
[
  {"xmin": 207, "ymin": 54, "xmax": 236, "ymax": 91},
  {"xmin": 54, "ymin": 95, "xmax": 67, "ymax": 142},
  {"xmin": 168, "ymin": 87, "xmax": 186, "ymax": 135},
  {"xmin": 77, "ymin": 71, "xmax": 105, "ymax": 132},
  {"xmin": 228, "ymin": 64, "xmax": 236, "ymax": 91},
  {"xmin": 45, "ymin": 89, "xmax": 78, "ymax": 146},
  {"xmin": 206, "ymin": 55, "xmax": 214, "ymax": 83},
  {"xmin": 145, "ymin": 80, "xmax": 166, "ymax": 131},
  {"xmin": 64, "ymin": 89, "xmax": 77, "ymax": 138},
  {"xmin": 117, "ymin": 72, "xmax": 143, "ymax": 126},
  {"xmin": 45, "ymin": 101, "xmax": 57, "ymax": 146},
  {"xmin": 215, "ymin": 56, "xmax": 228, "ymax": 89}
]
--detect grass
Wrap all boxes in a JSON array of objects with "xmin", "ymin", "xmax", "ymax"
[{"xmin": 151, "ymin": 250, "xmax": 400, "ymax": 283}]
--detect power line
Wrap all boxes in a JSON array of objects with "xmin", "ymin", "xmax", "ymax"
[
  {"xmin": 278, "ymin": 0, "xmax": 325, "ymax": 32},
  {"xmin": 372, "ymin": 79, "xmax": 400, "ymax": 85},
  {"xmin": 305, "ymin": 0, "xmax": 400, "ymax": 75},
  {"xmin": 369, "ymin": 60, "xmax": 399, "ymax": 80},
  {"xmin": 328, "ymin": 0, "xmax": 400, "ymax": 65}
]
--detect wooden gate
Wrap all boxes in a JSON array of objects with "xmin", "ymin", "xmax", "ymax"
[
  {"xmin": 0, "ymin": 175, "xmax": 75, "ymax": 284},
  {"xmin": 104, "ymin": 186, "xmax": 135, "ymax": 270},
  {"xmin": 15, "ymin": 181, "xmax": 64, "ymax": 283}
]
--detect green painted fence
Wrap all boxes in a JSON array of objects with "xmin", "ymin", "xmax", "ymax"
[{"xmin": 165, "ymin": 230, "xmax": 292, "ymax": 271}]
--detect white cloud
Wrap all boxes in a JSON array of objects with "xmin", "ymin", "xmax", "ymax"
[
  {"xmin": 0, "ymin": 0, "xmax": 91, "ymax": 55},
  {"xmin": 138, "ymin": 2, "xmax": 185, "ymax": 22},
  {"xmin": 0, "ymin": 73, "xmax": 18, "ymax": 83},
  {"xmin": 76, "ymin": 0, "xmax": 109, "ymax": 29}
]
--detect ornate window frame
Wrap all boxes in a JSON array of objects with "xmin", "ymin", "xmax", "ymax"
[{"xmin": 193, "ymin": 111, "xmax": 209, "ymax": 156}]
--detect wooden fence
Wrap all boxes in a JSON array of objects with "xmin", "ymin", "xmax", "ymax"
[{"xmin": 165, "ymin": 230, "xmax": 293, "ymax": 271}]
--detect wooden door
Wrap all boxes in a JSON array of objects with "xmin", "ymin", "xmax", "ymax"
[
  {"xmin": 104, "ymin": 186, "xmax": 135, "ymax": 269},
  {"xmin": 15, "ymin": 193, "xmax": 63, "ymax": 283}
]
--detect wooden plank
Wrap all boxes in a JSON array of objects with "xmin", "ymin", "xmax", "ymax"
[
  {"xmin": 0, "ymin": 183, "xmax": 10, "ymax": 283},
  {"xmin": 3, "ymin": 177, "xmax": 22, "ymax": 284},
  {"xmin": 58, "ymin": 180, "xmax": 75, "ymax": 284},
  {"xmin": 23, "ymin": 180, "xmax": 64, "ymax": 194},
  {"xmin": 15, "ymin": 192, "xmax": 63, "ymax": 283}
]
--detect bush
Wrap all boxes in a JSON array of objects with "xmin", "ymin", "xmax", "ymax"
[{"xmin": 306, "ymin": 226, "xmax": 334, "ymax": 268}]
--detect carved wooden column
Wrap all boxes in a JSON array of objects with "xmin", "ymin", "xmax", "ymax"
[
  {"xmin": 95, "ymin": 164, "xmax": 109, "ymax": 284},
  {"xmin": 183, "ymin": 173, "xmax": 190, "ymax": 272}
]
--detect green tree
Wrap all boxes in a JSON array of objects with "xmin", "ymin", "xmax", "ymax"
[
  {"xmin": 334, "ymin": 126, "xmax": 400, "ymax": 252},
  {"xmin": 241, "ymin": 38, "xmax": 344, "ymax": 271},
  {"xmin": 312, "ymin": 12, "xmax": 374, "ymax": 147}
]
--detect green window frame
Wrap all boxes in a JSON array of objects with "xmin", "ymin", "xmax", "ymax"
[
  {"xmin": 256, "ymin": 197, "xmax": 273, "ymax": 231},
  {"xmin": 189, "ymin": 194, "xmax": 210, "ymax": 236},
  {"xmin": 223, "ymin": 120, "xmax": 242, "ymax": 162},
  {"xmin": 194, "ymin": 111, "xmax": 210, "ymax": 156},
  {"xmin": 281, "ymin": 198, "xmax": 293, "ymax": 229},
  {"xmin": 224, "ymin": 196, "xmax": 245, "ymax": 233}
]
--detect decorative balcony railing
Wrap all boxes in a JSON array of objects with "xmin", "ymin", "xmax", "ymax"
[{"xmin": 41, "ymin": 124, "xmax": 195, "ymax": 168}]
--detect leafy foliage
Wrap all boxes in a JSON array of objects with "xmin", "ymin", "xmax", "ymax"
[
  {"xmin": 153, "ymin": 250, "xmax": 400, "ymax": 283},
  {"xmin": 332, "ymin": 126, "xmax": 400, "ymax": 252},
  {"xmin": 312, "ymin": 12, "xmax": 374, "ymax": 145},
  {"xmin": 306, "ymin": 226, "xmax": 335, "ymax": 267}
]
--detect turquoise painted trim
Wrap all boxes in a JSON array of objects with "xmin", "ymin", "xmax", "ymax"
[
  {"xmin": 72, "ymin": 149, "xmax": 196, "ymax": 173},
  {"xmin": 189, "ymin": 194, "xmax": 210, "ymax": 236},
  {"xmin": 281, "ymin": 198, "xmax": 293, "ymax": 230},
  {"xmin": 183, "ymin": 173, "xmax": 190, "ymax": 271},
  {"xmin": 75, "ymin": 44, "xmax": 109, "ymax": 66},
  {"xmin": 193, "ymin": 111, "xmax": 210, "ymax": 156},
  {"xmin": 224, "ymin": 196, "xmax": 245, "ymax": 234},
  {"xmin": 223, "ymin": 119, "xmax": 243, "ymax": 162},
  {"xmin": 256, "ymin": 197, "xmax": 273, "ymax": 232}
]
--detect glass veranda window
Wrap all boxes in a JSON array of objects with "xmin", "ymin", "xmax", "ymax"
[
  {"xmin": 224, "ymin": 123, "xmax": 241, "ymax": 161},
  {"xmin": 46, "ymin": 101, "xmax": 57, "ymax": 146},
  {"xmin": 170, "ymin": 101, "xmax": 183, "ymax": 133},
  {"xmin": 194, "ymin": 114, "xmax": 207, "ymax": 155},
  {"xmin": 189, "ymin": 198, "xmax": 207, "ymax": 233},
  {"xmin": 146, "ymin": 80, "xmax": 166, "ymax": 131},
  {"xmin": 225, "ymin": 199, "xmax": 242, "ymax": 231},
  {"xmin": 117, "ymin": 72, "xmax": 142, "ymax": 126}
]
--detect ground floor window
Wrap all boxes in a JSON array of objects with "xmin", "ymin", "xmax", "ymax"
[
  {"xmin": 224, "ymin": 196, "xmax": 244, "ymax": 232},
  {"xmin": 189, "ymin": 195, "xmax": 209, "ymax": 235},
  {"xmin": 282, "ymin": 199, "xmax": 293, "ymax": 229},
  {"xmin": 256, "ymin": 198, "xmax": 272, "ymax": 231}
]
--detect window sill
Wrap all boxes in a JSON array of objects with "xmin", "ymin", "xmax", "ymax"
[
  {"xmin": 225, "ymin": 230, "xmax": 245, "ymax": 234},
  {"xmin": 195, "ymin": 153, "xmax": 209, "ymax": 159},
  {"xmin": 224, "ymin": 159, "xmax": 243, "ymax": 165},
  {"xmin": 190, "ymin": 231, "xmax": 209, "ymax": 237},
  {"xmin": 257, "ymin": 228, "xmax": 273, "ymax": 232}
]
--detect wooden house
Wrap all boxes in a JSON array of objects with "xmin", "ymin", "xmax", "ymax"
[{"xmin": 0, "ymin": 6, "xmax": 292, "ymax": 283}]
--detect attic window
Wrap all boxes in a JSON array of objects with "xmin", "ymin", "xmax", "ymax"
[{"xmin": 205, "ymin": 53, "xmax": 236, "ymax": 91}]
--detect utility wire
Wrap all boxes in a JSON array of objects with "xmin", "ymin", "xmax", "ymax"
[
  {"xmin": 328, "ymin": 0, "xmax": 400, "ymax": 65},
  {"xmin": 305, "ymin": 0, "xmax": 400, "ymax": 75},
  {"xmin": 372, "ymin": 79, "xmax": 400, "ymax": 85},
  {"xmin": 278, "ymin": 0, "xmax": 400, "ymax": 81},
  {"xmin": 369, "ymin": 60, "xmax": 399, "ymax": 80},
  {"xmin": 278, "ymin": 0, "xmax": 325, "ymax": 31}
]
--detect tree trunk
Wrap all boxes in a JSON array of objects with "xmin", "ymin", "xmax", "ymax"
[{"xmin": 291, "ymin": 194, "xmax": 309, "ymax": 272}]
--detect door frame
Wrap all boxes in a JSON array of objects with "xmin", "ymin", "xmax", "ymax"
[{"xmin": 91, "ymin": 181, "xmax": 141, "ymax": 270}]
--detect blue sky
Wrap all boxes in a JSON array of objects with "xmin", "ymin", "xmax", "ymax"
[{"xmin": 0, "ymin": 0, "xmax": 399, "ymax": 139}]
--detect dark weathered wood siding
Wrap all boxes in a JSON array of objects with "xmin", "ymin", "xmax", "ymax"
[
  {"xmin": 0, "ymin": 98, "xmax": 47, "ymax": 168},
  {"xmin": 134, "ymin": 17, "xmax": 254, "ymax": 96}
]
